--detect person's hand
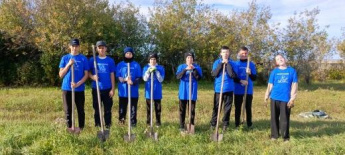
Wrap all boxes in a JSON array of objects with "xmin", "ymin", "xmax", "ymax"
[
  {"xmin": 240, "ymin": 80, "xmax": 248, "ymax": 86},
  {"xmin": 92, "ymin": 75, "xmax": 98, "ymax": 81},
  {"xmin": 186, "ymin": 64, "xmax": 195, "ymax": 70},
  {"xmin": 109, "ymin": 89, "xmax": 114, "ymax": 98},
  {"xmin": 148, "ymin": 67, "xmax": 157, "ymax": 73},
  {"xmin": 264, "ymin": 96, "xmax": 269, "ymax": 108},
  {"xmin": 127, "ymin": 76, "xmax": 133, "ymax": 85},
  {"xmin": 287, "ymin": 100, "xmax": 295, "ymax": 109},
  {"xmin": 71, "ymin": 81, "xmax": 81, "ymax": 88},
  {"xmin": 222, "ymin": 59, "xmax": 228, "ymax": 64},
  {"xmin": 246, "ymin": 68, "xmax": 251, "ymax": 75},
  {"xmin": 68, "ymin": 59, "xmax": 75, "ymax": 67}
]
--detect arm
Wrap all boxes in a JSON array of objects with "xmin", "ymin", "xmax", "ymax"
[
  {"xmin": 109, "ymin": 72, "xmax": 115, "ymax": 97},
  {"xmin": 287, "ymin": 83, "xmax": 298, "ymax": 108},
  {"xmin": 72, "ymin": 70, "xmax": 89, "ymax": 88},
  {"xmin": 264, "ymin": 83, "xmax": 273, "ymax": 102},
  {"xmin": 59, "ymin": 59, "xmax": 73, "ymax": 78},
  {"xmin": 156, "ymin": 71, "xmax": 164, "ymax": 82},
  {"xmin": 211, "ymin": 62, "xmax": 223, "ymax": 77},
  {"xmin": 192, "ymin": 69, "xmax": 201, "ymax": 81},
  {"xmin": 176, "ymin": 69, "xmax": 187, "ymax": 79},
  {"xmin": 143, "ymin": 69, "xmax": 150, "ymax": 82}
]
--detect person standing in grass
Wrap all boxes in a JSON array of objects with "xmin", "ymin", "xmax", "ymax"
[
  {"xmin": 142, "ymin": 53, "xmax": 165, "ymax": 127},
  {"xmin": 234, "ymin": 46, "xmax": 257, "ymax": 129},
  {"xmin": 59, "ymin": 38, "xmax": 89, "ymax": 131},
  {"xmin": 116, "ymin": 47, "xmax": 142, "ymax": 127},
  {"xmin": 176, "ymin": 52, "xmax": 202, "ymax": 132},
  {"xmin": 265, "ymin": 54, "xmax": 298, "ymax": 141},
  {"xmin": 210, "ymin": 46, "xmax": 247, "ymax": 131},
  {"xmin": 89, "ymin": 41, "xmax": 116, "ymax": 129}
]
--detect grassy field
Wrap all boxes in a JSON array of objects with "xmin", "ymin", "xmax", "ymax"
[{"xmin": 1, "ymin": 81, "xmax": 345, "ymax": 154}]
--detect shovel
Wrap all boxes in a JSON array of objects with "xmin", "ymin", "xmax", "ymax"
[
  {"xmin": 92, "ymin": 45, "xmax": 110, "ymax": 141},
  {"xmin": 124, "ymin": 63, "xmax": 136, "ymax": 142},
  {"xmin": 145, "ymin": 72, "xmax": 159, "ymax": 140},
  {"xmin": 211, "ymin": 63, "xmax": 226, "ymax": 142},
  {"xmin": 67, "ymin": 63, "xmax": 81, "ymax": 134},
  {"xmin": 185, "ymin": 70, "xmax": 195, "ymax": 134},
  {"xmin": 241, "ymin": 56, "xmax": 250, "ymax": 125}
]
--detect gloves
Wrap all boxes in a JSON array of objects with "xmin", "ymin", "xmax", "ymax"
[{"xmin": 148, "ymin": 66, "xmax": 157, "ymax": 73}]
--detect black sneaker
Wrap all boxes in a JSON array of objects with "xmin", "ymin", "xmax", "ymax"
[{"xmin": 156, "ymin": 122, "xmax": 161, "ymax": 127}]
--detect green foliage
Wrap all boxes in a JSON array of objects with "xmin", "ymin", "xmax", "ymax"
[{"xmin": 327, "ymin": 68, "xmax": 345, "ymax": 80}]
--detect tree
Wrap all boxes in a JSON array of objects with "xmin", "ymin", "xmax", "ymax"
[{"xmin": 282, "ymin": 8, "xmax": 331, "ymax": 84}]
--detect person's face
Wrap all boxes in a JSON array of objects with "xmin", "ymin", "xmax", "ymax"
[
  {"xmin": 186, "ymin": 56, "xmax": 193, "ymax": 64},
  {"xmin": 70, "ymin": 45, "xmax": 79, "ymax": 54},
  {"xmin": 149, "ymin": 58, "xmax": 157, "ymax": 65},
  {"xmin": 238, "ymin": 50, "xmax": 248, "ymax": 60},
  {"xmin": 220, "ymin": 49, "xmax": 230, "ymax": 59},
  {"xmin": 97, "ymin": 46, "xmax": 107, "ymax": 57},
  {"xmin": 275, "ymin": 55, "xmax": 286, "ymax": 66},
  {"xmin": 125, "ymin": 52, "xmax": 133, "ymax": 59}
]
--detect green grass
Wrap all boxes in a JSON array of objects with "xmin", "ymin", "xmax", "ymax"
[{"xmin": 1, "ymin": 81, "xmax": 345, "ymax": 154}]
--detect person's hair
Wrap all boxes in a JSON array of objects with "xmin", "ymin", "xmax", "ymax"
[
  {"xmin": 221, "ymin": 46, "xmax": 229, "ymax": 50},
  {"xmin": 273, "ymin": 54, "xmax": 286, "ymax": 67},
  {"xmin": 240, "ymin": 46, "xmax": 248, "ymax": 52}
]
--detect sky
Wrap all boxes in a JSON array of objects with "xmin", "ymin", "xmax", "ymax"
[{"xmin": 110, "ymin": 0, "xmax": 344, "ymax": 39}]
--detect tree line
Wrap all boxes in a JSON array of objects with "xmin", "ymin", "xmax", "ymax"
[{"xmin": 0, "ymin": 0, "xmax": 343, "ymax": 86}]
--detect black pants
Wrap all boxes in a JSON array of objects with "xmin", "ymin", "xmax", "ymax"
[
  {"xmin": 270, "ymin": 99, "xmax": 291, "ymax": 139},
  {"xmin": 146, "ymin": 99, "xmax": 161, "ymax": 125},
  {"xmin": 119, "ymin": 97, "xmax": 138, "ymax": 125},
  {"xmin": 92, "ymin": 88, "xmax": 113, "ymax": 128},
  {"xmin": 179, "ymin": 100, "xmax": 196, "ymax": 129},
  {"xmin": 62, "ymin": 91, "xmax": 85, "ymax": 129},
  {"xmin": 234, "ymin": 94, "xmax": 253, "ymax": 127},
  {"xmin": 210, "ymin": 92, "xmax": 233, "ymax": 127}
]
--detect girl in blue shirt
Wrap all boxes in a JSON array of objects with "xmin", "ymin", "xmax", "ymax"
[
  {"xmin": 142, "ymin": 53, "xmax": 165, "ymax": 127},
  {"xmin": 265, "ymin": 54, "xmax": 298, "ymax": 141},
  {"xmin": 176, "ymin": 52, "xmax": 202, "ymax": 131}
]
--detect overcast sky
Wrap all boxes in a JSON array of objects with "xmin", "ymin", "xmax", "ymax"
[{"xmin": 110, "ymin": 0, "xmax": 345, "ymax": 39}]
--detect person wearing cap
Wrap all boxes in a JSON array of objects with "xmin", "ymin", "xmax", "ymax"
[
  {"xmin": 142, "ymin": 53, "xmax": 165, "ymax": 127},
  {"xmin": 264, "ymin": 54, "xmax": 298, "ymax": 141},
  {"xmin": 116, "ymin": 47, "xmax": 142, "ymax": 126},
  {"xmin": 89, "ymin": 41, "xmax": 116, "ymax": 129},
  {"xmin": 59, "ymin": 38, "xmax": 89, "ymax": 131},
  {"xmin": 234, "ymin": 46, "xmax": 257, "ymax": 129},
  {"xmin": 209, "ymin": 46, "xmax": 247, "ymax": 131},
  {"xmin": 176, "ymin": 52, "xmax": 202, "ymax": 132}
]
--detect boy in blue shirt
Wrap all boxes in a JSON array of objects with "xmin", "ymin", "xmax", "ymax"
[
  {"xmin": 210, "ymin": 46, "xmax": 247, "ymax": 131},
  {"xmin": 116, "ymin": 47, "xmax": 142, "ymax": 126},
  {"xmin": 176, "ymin": 52, "xmax": 202, "ymax": 131},
  {"xmin": 142, "ymin": 53, "xmax": 165, "ymax": 127},
  {"xmin": 234, "ymin": 46, "xmax": 257, "ymax": 128},
  {"xmin": 59, "ymin": 38, "xmax": 89, "ymax": 131},
  {"xmin": 89, "ymin": 41, "xmax": 116, "ymax": 128},
  {"xmin": 265, "ymin": 54, "xmax": 298, "ymax": 141}
]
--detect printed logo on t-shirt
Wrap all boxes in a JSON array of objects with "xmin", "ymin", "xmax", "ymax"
[
  {"xmin": 74, "ymin": 60, "xmax": 81, "ymax": 71},
  {"xmin": 98, "ymin": 63, "xmax": 108, "ymax": 73},
  {"xmin": 277, "ymin": 73, "xmax": 289, "ymax": 83},
  {"xmin": 239, "ymin": 67, "xmax": 246, "ymax": 77}
]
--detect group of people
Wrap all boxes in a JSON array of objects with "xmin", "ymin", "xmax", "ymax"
[{"xmin": 59, "ymin": 38, "xmax": 298, "ymax": 142}]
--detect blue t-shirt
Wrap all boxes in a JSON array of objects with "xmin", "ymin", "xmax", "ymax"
[
  {"xmin": 268, "ymin": 67, "xmax": 298, "ymax": 102},
  {"xmin": 213, "ymin": 59, "xmax": 237, "ymax": 93},
  {"xmin": 176, "ymin": 63, "xmax": 203, "ymax": 101},
  {"xmin": 59, "ymin": 54, "xmax": 89, "ymax": 91},
  {"xmin": 142, "ymin": 64, "xmax": 165, "ymax": 100},
  {"xmin": 234, "ymin": 60, "xmax": 257, "ymax": 95},
  {"xmin": 89, "ymin": 56, "xmax": 116, "ymax": 90},
  {"xmin": 116, "ymin": 61, "xmax": 142, "ymax": 98}
]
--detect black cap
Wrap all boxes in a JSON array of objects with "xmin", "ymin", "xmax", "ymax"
[
  {"xmin": 184, "ymin": 52, "xmax": 194, "ymax": 60},
  {"xmin": 70, "ymin": 38, "xmax": 80, "ymax": 46},
  {"xmin": 96, "ymin": 41, "xmax": 107, "ymax": 47}
]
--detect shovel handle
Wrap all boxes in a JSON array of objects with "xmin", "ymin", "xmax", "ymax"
[{"xmin": 215, "ymin": 63, "xmax": 226, "ymax": 135}]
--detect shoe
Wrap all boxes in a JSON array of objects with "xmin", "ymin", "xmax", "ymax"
[
  {"xmin": 131, "ymin": 124, "xmax": 136, "ymax": 128},
  {"xmin": 156, "ymin": 122, "xmax": 161, "ymax": 127},
  {"xmin": 270, "ymin": 138, "xmax": 277, "ymax": 141},
  {"xmin": 283, "ymin": 138, "xmax": 290, "ymax": 142},
  {"xmin": 179, "ymin": 128, "xmax": 185, "ymax": 134},
  {"xmin": 119, "ymin": 120, "xmax": 125, "ymax": 125},
  {"xmin": 247, "ymin": 125, "xmax": 253, "ymax": 130},
  {"xmin": 210, "ymin": 125, "xmax": 216, "ymax": 131}
]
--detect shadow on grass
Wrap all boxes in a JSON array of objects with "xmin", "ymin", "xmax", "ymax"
[
  {"xmin": 252, "ymin": 119, "xmax": 345, "ymax": 139},
  {"xmin": 299, "ymin": 82, "xmax": 345, "ymax": 91}
]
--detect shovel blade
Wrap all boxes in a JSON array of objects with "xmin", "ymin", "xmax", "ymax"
[
  {"xmin": 67, "ymin": 127, "xmax": 81, "ymax": 134},
  {"xmin": 186, "ymin": 124, "xmax": 195, "ymax": 134},
  {"xmin": 97, "ymin": 130, "xmax": 110, "ymax": 141},
  {"xmin": 124, "ymin": 134, "xmax": 136, "ymax": 142},
  {"xmin": 211, "ymin": 133, "xmax": 223, "ymax": 142}
]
